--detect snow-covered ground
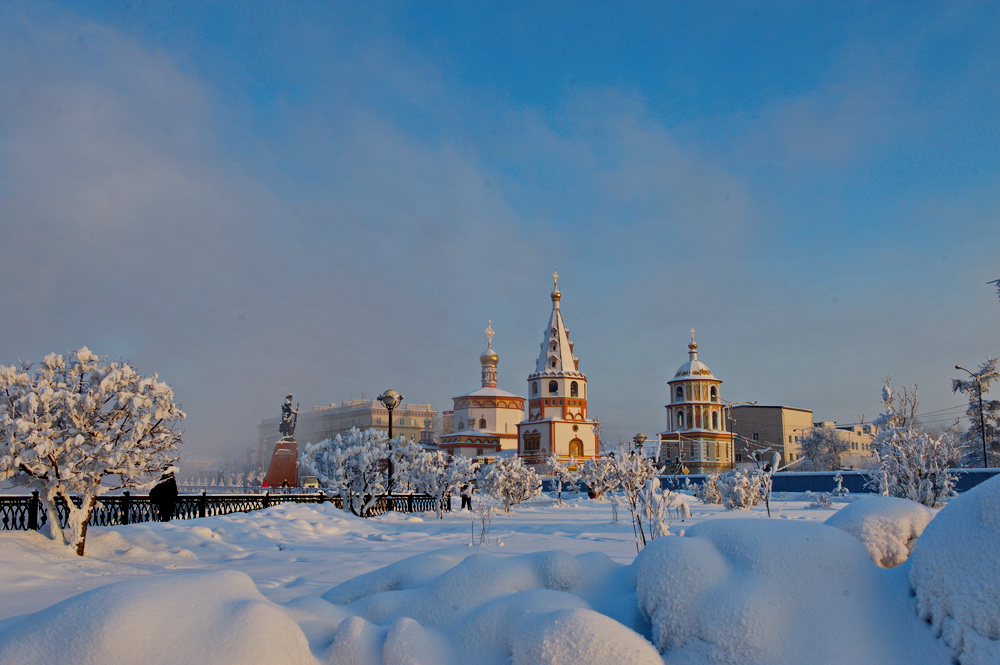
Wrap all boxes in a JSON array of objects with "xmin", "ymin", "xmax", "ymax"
[{"xmin": 0, "ymin": 481, "xmax": 997, "ymax": 665}]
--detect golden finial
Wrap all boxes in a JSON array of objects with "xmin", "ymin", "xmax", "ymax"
[{"xmin": 485, "ymin": 320, "xmax": 495, "ymax": 349}]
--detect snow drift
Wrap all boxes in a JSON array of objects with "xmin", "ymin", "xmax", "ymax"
[
  {"xmin": 909, "ymin": 474, "xmax": 1000, "ymax": 665},
  {"xmin": 825, "ymin": 495, "xmax": 936, "ymax": 567},
  {"xmin": 0, "ymin": 570, "xmax": 315, "ymax": 665}
]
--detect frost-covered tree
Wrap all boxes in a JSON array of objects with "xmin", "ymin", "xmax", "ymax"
[
  {"xmin": 0, "ymin": 348, "xmax": 184, "ymax": 555},
  {"xmin": 951, "ymin": 357, "xmax": 1000, "ymax": 467},
  {"xmin": 299, "ymin": 428, "xmax": 395, "ymax": 516},
  {"xmin": 544, "ymin": 454, "xmax": 581, "ymax": 505},
  {"xmin": 580, "ymin": 456, "xmax": 619, "ymax": 500},
  {"xmin": 867, "ymin": 379, "xmax": 961, "ymax": 508},
  {"xmin": 478, "ymin": 456, "xmax": 541, "ymax": 512},
  {"xmin": 399, "ymin": 449, "xmax": 475, "ymax": 518},
  {"xmin": 798, "ymin": 425, "xmax": 850, "ymax": 471},
  {"xmin": 608, "ymin": 451, "xmax": 661, "ymax": 551}
]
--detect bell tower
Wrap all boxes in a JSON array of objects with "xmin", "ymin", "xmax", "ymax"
[{"xmin": 517, "ymin": 271, "xmax": 599, "ymax": 465}]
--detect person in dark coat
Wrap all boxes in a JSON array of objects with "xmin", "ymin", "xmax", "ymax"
[
  {"xmin": 149, "ymin": 471, "xmax": 178, "ymax": 522},
  {"xmin": 460, "ymin": 482, "xmax": 474, "ymax": 510}
]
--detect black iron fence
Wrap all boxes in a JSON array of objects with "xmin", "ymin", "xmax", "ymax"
[{"xmin": 0, "ymin": 491, "xmax": 450, "ymax": 531}]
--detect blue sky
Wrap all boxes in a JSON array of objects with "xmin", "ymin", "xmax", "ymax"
[{"xmin": 1, "ymin": 1, "xmax": 997, "ymax": 457}]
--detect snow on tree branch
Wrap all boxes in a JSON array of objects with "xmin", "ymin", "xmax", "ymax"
[{"xmin": 0, "ymin": 348, "xmax": 184, "ymax": 555}]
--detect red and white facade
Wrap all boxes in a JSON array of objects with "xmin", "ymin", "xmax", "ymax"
[
  {"xmin": 438, "ymin": 322, "xmax": 525, "ymax": 460},
  {"xmin": 517, "ymin": 272, "xmax": 599, "ymax": 466}
]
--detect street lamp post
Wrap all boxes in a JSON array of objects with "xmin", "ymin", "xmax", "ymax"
[
  {"xmin": 378, "ymin": 389, "xmax": 404, "ymax": 492},
  {"xmin": 955, "ymin": 365, "xmax": 989, "ymax": 468},
  {"xmin": 633, "ymin": 433, "xmax": 646, "ymax": 456}
]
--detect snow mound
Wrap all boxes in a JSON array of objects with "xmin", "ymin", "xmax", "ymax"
[
  {"xmin": 634, "ymin": 519, "xmax": 947, "ymax": 665},
  {"xmin": 0, "ymin": 570, "xmax": 314, "ymax": 665},
  {"xmin": 511, "ymin": 608, "xmax": 661, "ymax": 665},
  {"xmin": 825, "ymin": 495, "xmax": 936, "ymax": 567},
  {"xmin": 321, "ymin": 548, "xmax": 653, "ymax": 664},
  {"xmin": 910, "ymin": 475, "xmax": 1000, "ymax": 665}
]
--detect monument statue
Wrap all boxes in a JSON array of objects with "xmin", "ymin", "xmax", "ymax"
[{"xmin": 279, "ymin": 394, "xmax": 299, "ymax": 439}]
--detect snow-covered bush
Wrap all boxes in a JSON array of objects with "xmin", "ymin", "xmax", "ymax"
[
  {"xmin": 806, "ymin": 491, "xmax": 833, "ymax": 509},
  {"xmin": 717, "ymin": 469, "xmax": 764, "ymax": 510},
  {"xmin": 299, "ymin": 428, "xmax": 394, "ymax": 516},
  {"xmin": 868, "ymin": 379, "xmax": 961, "ymax": 508},
  {"xmin": 825, "ymin": 496, "xmax": 935, "ymax": 568},
  {"xmin": 607, "ymin": 451, "xmax": 661, "ymax": 550},
  {"xmin": 478, "ymin": 456, "xmax": 541, "ymax": 512},
  {"xmin": 695, "ymin": 474, "xmax": 722, "ymax": 504},
  {"xmin": 910, "ymin": 475, "xmax": 1000, "ymax": 665},
  {"xmin": 0, "ymin": 348, "xmax": 184, "ymax": 555},
  {"xmin": 400, "ymin": 449, "xmax": 475, "ymax": 518},
  {"xmin": 832, "ymin": 472, "xmax": 850, "ymax": 497},
  {"xmin": 544, "ymin": 454, "xmax": 581, "ymax": 505},
  {"xmin": 580, "ymin": 456, "xmax": 619, "ymax": 500}
]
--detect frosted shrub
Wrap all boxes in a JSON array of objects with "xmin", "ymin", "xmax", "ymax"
[
  {"xmin": 867, "ymin": 379, "xmax": 960, "ymax": 508},
  {"xmin": 478, "ymin": 456, "xmax": 541, "ymax": 512},
  {"xmin": 717, "ymin": 469, "xmax": 764, "ymax": 510},
  {"xmin": 0, "ymin": 348, "xmax": 184, "ymax": 555},
  {"xmin": 608, "ymin": 451, "xmax": 661, "ymax": 551},
  {"xmin": 695, "ymin": 474, "xmax": 722, "ymax": 504},
  {"xmin": 544, "ymin": 454, "xmax": 581, "ymax": 505},
  {"xmin": 399, "ymin": 449, "xmax": 475, "ymax": 518},
  {"xmin": 580, "ymin": 456, "xmax": 619, "ymax": 500},
  {"xmin": 806, "ymin": 491, "xmax": 833, "ymax": 509},
  {"xmin": 299, "ymin": 428, "xmax": 393, "ymax": 517}
]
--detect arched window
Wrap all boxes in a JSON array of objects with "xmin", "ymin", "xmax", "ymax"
[
  {"xmin": 550, "ymin": 357, "xmax": 557, "ymax": 368},
  {"xmin": 712, "ymin": 411, "xmax": 719, "ymax": 430},
  {"xmin": 675, "ymin": 386, "xmax": 683, "ymax": 402},
  {"xmin": 569, "ymin": 438, "xmax": 584, "ymax": 457},
  {"xmin": 676, "ymin": 410, "xmax": 685, "ymax": 429},
  {"xmin": 548, "ymin": 380, "xmax": 558, "ymax": 394},
  {"xmin": 479, "ymin": 418, "xmax": 487, "ymax": 429},
  {"xmin": 570, "ymin": 381, "xmax": 579, "ymax": 397},
  {"xmin": 710, "ymin": 386, "xmax": 718, "ymax": 402},
  {"xmin": 532, "ymin": 382, "xmax": 539, "ymax": 395}
]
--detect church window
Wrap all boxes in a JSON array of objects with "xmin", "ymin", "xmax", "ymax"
[
  {"xmin": 524, "ymin": 431, "xmax": 541, "ymax": 452},
  {"xmin": 479, "ymin": 418, "xmax": 487, "ymax": 429},
  {"xmin": 570, "ymin": 381, "xmax": 579, "ymax": 397},
  {"xmin": 549, "ymin": 380, "xmax": 558, "ymax": 394},
  {"xmin": 675, "ymin": 386, "xmax": 683, "ymax": 402},
  {"xmin": 550, "ymin": 357, "xmax": 557, "ymax": 368},
  {"xmin": 712, "ymin": 411, "xmax": 719, "ymax": 430},
  {"xmin": 676, "ymin": 410, "xmax": 685, "ymax": 429},
  {"xmin": 551, "ymin": 342, "xmax": 557, "ymax": 351},
  {"xmin": 532, "ymin": 382, "xmax": 539, "ymax": 395},
  {"xmin": 569, "ymin": 438, "xmax": 584, "ymax": 457},
  {"xmin": 710, "ymin": 386, "xmax": 718, "ymax": 402}
]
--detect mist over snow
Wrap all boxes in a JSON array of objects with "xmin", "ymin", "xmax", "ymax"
[{"xmin": 1, "ymin": 1, "xmax": 998, "ymax": 459}]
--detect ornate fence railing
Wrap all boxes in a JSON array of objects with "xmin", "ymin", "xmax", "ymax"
[{"xmin": 0, "ymin": 491, "xmax": 450, "ymax": 531}]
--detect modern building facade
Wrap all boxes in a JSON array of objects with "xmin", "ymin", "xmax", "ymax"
[
  {"xmin": 657, "ymin": 330, "xmax": 734, "ymax": 474},
  {"xmin": 257, "ymin": 398, "xmax": 437, "ymax": 469},
  {"xmin": 517, "ymin": 272, "xmax": 600, "ymax": 466},
  {"xmin": 438, "ymin": 322, "xmax": 526, "ymax": 459}
]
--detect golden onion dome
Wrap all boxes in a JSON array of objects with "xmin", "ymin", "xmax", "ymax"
[{"xmin": 480, "ymin": 348, "xmax": 500, "ymax": 365}]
